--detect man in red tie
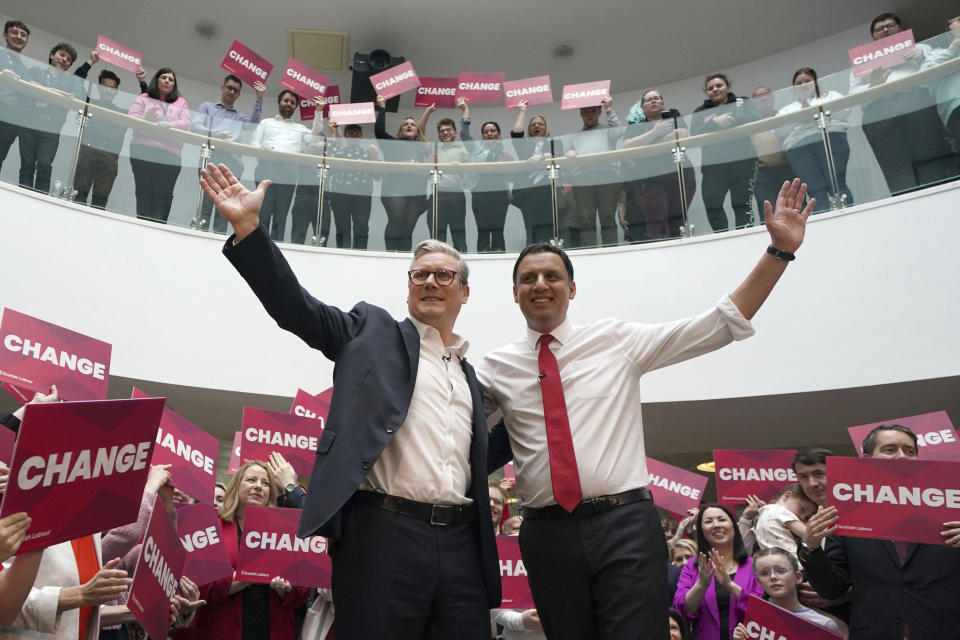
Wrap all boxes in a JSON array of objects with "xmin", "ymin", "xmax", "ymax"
[{"xmin": 479, "ymin": 179, "xmax": 814, "ymax": 640}]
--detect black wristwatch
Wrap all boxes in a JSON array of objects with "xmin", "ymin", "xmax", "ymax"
[{"xmin": 283, "ymin": 483, "xmax": 296, "ymax": 496}]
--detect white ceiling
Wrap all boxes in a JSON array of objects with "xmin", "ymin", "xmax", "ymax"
[{"xmin": 4, "ymin": 1, "xmax": 952, "ymax": 99}]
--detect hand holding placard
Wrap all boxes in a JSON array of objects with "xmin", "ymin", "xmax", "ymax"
[
  {"xmin": 802, "ymin": 505, "xmax": 839, "ymax": 550},
  {"xmin": 0, "ymin": 512, "xmax": 30, "ymax": 561},
  {"xmin": 199, "ymin": 163, "xmax": 269, "ymax": 242}
]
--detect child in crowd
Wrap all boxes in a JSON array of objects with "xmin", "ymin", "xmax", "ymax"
[
  {"xmin": 733, "ymin": 547, "xmax": 846, "ymax": 637},
  {"xmin": 753, "ymin": 483, "xmax": 815, "ymax": 562}
]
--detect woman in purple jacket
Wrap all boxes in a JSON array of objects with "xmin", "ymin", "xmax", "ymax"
[{"xmin": 673, "ymin": 504, "xmax": 763, "ymax": 640}]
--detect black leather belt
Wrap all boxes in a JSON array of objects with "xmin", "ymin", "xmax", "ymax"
[
  {"xmin": 521, "ymin": 487, "xmax": 653, "ymax": 519},
  {"xmin": 353, "ymin": 490, "xmax": 477, "ymax": 527}
]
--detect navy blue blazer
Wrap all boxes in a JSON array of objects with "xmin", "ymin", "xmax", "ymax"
[{"xmin": 224, "ymin": 225, "xmax": 501, "ymax": 607}]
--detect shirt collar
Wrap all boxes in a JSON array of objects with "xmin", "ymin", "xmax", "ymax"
[
  {"xmin": 215, "ymin": 101, "xmax": 238, "ymax": 113},
  {"xmin": 409, "ymin": 316, "xmax": 469, "ymax": 358},
  {"xmin": 525, "ymin": 316, "xmax": 573, "ymax": 350}
]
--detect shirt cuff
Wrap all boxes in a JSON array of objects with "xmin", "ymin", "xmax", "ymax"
[{"xmin": 717, "ymin": 295, "xmax": 755, "ymax": 341}]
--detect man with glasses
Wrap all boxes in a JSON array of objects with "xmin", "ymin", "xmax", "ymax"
[
  {"xmin": 191, "ymin": 74, "xmax": 266, "ymax": 233},
  {"xmin": 199, "ymin": 161, "xmax": 500, "ymax": 639},
  {"xmin": 0, "ymin": 20, "xmax": 30, "ymax": 172},
  {"xmin": 850, "ymin": 12, "xmax": 958, "ymax": 194}
]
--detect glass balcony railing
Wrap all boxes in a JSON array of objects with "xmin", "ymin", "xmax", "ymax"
[{"xmin": 2, "ymin": 29, "xmax": 960, "ymax": 253}]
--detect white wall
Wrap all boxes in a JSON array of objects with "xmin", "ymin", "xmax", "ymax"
[{"xmin": 2, "ymin": 180, "xmax": 959, "ymax": 403}]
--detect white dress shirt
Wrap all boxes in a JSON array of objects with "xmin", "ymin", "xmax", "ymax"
[
  {"xmin": 359, "ymin": 317, "xmax": 475, "ymax": 505},
  {"xmin": 250, "ymin": 115, "xmax": 310, "ymax": 153},
  {"xmin": 478, "ymin": 295, "xmax": 753, "ymax": 508}
]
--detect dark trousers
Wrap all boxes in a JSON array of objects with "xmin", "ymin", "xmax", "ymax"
[
  {"xmin": 326, "ymin": 191, "xmax": 372, "ymax": 249},
  {"xmin": 571, "ymin": 182, "xmax": 620, "ymax": 247},
  {"xmin": 862, "ymin": 91, "xmax": 958, "ymax": 194},
  {"xmin": 256, "ymin": 160, "xmax": 298, "ymax": 241},
  {"xmin": 129, "ymin": 144, "xmax": 181, "ymax": 223},
  {"xmin": 513, "ymin": 184, "xmax": 555, "ymax": 245},
  {"xmin": 753, "ymin": 162, "xmax": 796, "ymax": 222},
  {"xmin": 199, "ymin": 152, "xmax": 243, "ymax": 233},
  {"xmin": 519, "ymin": 498, "xmax": 668, "ymax": 640},
  {"xmin": 624, "ymin": 167, "xmax": 696, "ymax": 241},
  {"xmin": 382, "ymin": 194, "xmax": 427, "ymax": 251},
  {"xmin": 786, "ymin": 132, "xmax": 853, "ymax": 213},
  {"xmin": 18, "ymin": 127, "xmax": 60, "ymax": 193},
  {"xmin": 701, "ymin": 158, "xmax": 756, "ymax": 231},
  {"xmin": 431, "ymin": 189, "xmax": 467, "ymax": 252},
  {"xmin": 472, "ymin": 189, "xmax": 509, "ymax": 252},
  {"xmin": 73, "ymin": 145, "xmax": 119, "ymax": 209},
  {"xmin": 330, "ymin": 503, "xmax": 490, "ymax": 640},
  {"xmin": 0, "ymin": 120, "xmax": 19, "ymax": 168}
]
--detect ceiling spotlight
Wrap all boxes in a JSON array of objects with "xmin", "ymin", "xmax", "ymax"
[
  {"xmin": 696, "ymin": 461, "xmax": 715, "ymax": 473},
  {"xmin": 553, "ymin": 43, "xmax": 575, "ymax": 59},
  {"xmin": 194, "ymin": 20, "xmax": 217, "ymax": 40}
]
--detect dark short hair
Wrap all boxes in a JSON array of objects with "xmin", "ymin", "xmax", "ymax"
[
  {"xmin": 791, "ymin": 447, "xmax": 834, "ymax": 472},
  {"xmin": 481, "ymin": 121, "xmax": 501, "ymax": 134},
  {"xmin": 512, "ymin": 243, "xmax": 574, "ymax": 286},
  {"xmin": 4, "ymin": 20, "xmax": 29, "ymax": 35},
  {"xmin": 668, "ymin": 608, "xmax": 691, "ymax": 640},
  {"xmin": 49, "ymin": 42, "xmax": 77, "ymax": 66},
  {"xmin": 98, "ymin": 69, "xmax": 120, "ymax": 86},
  {"xmin": 223, "ymin": 74, "xmax": 242, "ymax": 87},
  {"xmin": 278, "ymin": 89, "xmax": 298, "ymax": 105},
  {"xmin": 343, "ymin": 123, "xmax": 362, "ymax": 134},
  {"xmin": 870, "ymin": 12, "xmax": 901, "ymax": 34},
  {"xmin": 861, "ymin": 423, "xmax": 917, "ymax": 456},
  {"xmin": 705, "ymin": 73, "xmax": 731, "ymax": 90},
  {"xmin": 147, "ymin": 68, "xmax": 180, "ymax": 103},
  {"xmin": 438, "ymin": 117, "xmax": 456, "ymax": 131},
  {"xmin": 696, "ymin": 504, "xmax": 748, "ymax": 566},
  {"xmin": 792, "ymin": 67, "xmax": 821, "ymax": 98}
]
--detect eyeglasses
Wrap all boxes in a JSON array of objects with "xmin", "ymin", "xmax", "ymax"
[
  {"xmin": 223, "ymin": 85, "xmax": 242, "ymax": 93},
  {"xmin": 756, "ymin": 566, "xmax": 793, "ymax": 578},
  {"xmin": 408, "ymin": 269, "xmax": 462, "ymax": 286},
  {"xmin": 872, "ymin": 22, "xmax": 899, "ymax": 34}
]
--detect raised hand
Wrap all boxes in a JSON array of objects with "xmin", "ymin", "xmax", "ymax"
[
  {"xmin": 802, "ymin": 505, "xmax": 838, "ymax": 550},
  {"xmin": 764, "ymin": 178, "xmax": 813, "ymax": 254},
  {"xmin": 79, "ymin": 558, "xmax": 132, "ymax": 605},
  {"xmin": 695, "ymin": 552, "xmax": 715, "ymax": 587},
  {"xmin": 199, "ymin": 163, "xmax": 269, "ymax": 242},
  {"xmin": 0, "ymin": 512, "xmax": 31, "ymax": 562}
]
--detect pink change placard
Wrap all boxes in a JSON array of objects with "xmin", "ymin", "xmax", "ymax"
[
  {"xmin": 240, "ymin": 407, "xmax": 322, "ymax": 475},
  {"xmin": 228, "ymin": 430, "xmax": 242, "ymax": 474},
  {"xmin": 280, "ymin": 58, "xmax": 329, "ymax": 100},
  {"xmin": 237, "ymin": 505, "xmax": 331, "ymax": 587},
  {"xmin": 328, "ymin": 102, "xmax": 376, "ymax": 125},
  {"xmin": 221, "ymin": 39, "xmax": 273, "ymax": 87},
  {"xmin": 0, "ymin": 425, "xmax": 13, "ymax": 466},
  {"xmin": 299, "ymin": 97, "xmax": 316, "ymax": 121},
  {"xmin": 133, "ymin": 388, "xmax": 218, "ymax": 504},
  {"xmin": 96, "ymin": 35, "xmax": 143, "ymax": 73},
  {"xmin": 290, "ymin": 387, "xmax": 332, "ymax": 425},
  {"xmin": 0, "ymin": 398, "xmax": 164, "ymax": 553},
  {"xmin": 127, "ymin": 500, "xmax": 184, "ymax": 640},
  {"xmin": 827, "ymin": 455, "xmax": 960, "ymax": 545},
  {"xmin": 743, "ymin": 596, "xmax": 844, "ymax": 640},
  {"xmin": 848, "ymin": 29, "xmax": 916, "ymax": 78},
  {"xmin": 0, "ymin": 308, "xmax": 111, "ymax": 401},
  {"xmin": 415, "ymin": 77, "xmax": 458, "ymax": 108},
  {"xmin": 369, "ymin": 61, "xmax": 420, "ymax": 99},
  {"xmin": 322, "ymin": 85, "xmax": 340, "ymax": 118},
  {"xmin": 714, "ymin": 449, "xmax": 799, "ymax": 504},
  {"xmin": 560, "ymin": 80, "xmax": 611, "ymax": 110},
  {"xmin": 848, "ymin": 411, "xmax": 960, "ymax": 460},
  {"xmin": 503, "ymin": 461, "xmax": 515, "ymax": 482},
  {"xmin": 496, "ymin": 536, "xmax": 534, "ymax": 608},
  {"xmin": 175, "ymin": 502, "xmax": 233, "ymax": 586},
  {"xmin": 503, "ymin": 75, "xmax": 553, "ymax": 109},
  {"xmin": 457, "ymin": 72, "xmax": 504, "ymax": 104},
  {"xmin": 646, "ymin": 457, "xmax": 708, "ymax": 518}
]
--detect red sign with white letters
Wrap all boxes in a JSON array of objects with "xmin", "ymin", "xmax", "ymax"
[
  {"xmin": 714, "ymin": 449, "xmax": 799, "ymax": 504},
  {"xmin": 133, "ymin": 388, "xmax": 219, "ymax": 504},
  {"xmin": 743, "ymin": 596, "xmax": 844, "ymax": 639},
  {"xmin": 328, "ymin": 102, "xmax": 376, "ymax": 125},
  {"xmin": 0, "ymin": 308, "xmax": 111, "ymax": 401},
  {"xmin": 237, "ymin": 505, "xmax": 331, "ymax": 587},
  {"xmin": 848, "ymin": 29, "xmax": 915, "ymax": 77},
  {"xmin": 175, "ymin": 502, "xmax": 233, "ymax": 586},
  {"xmin": 299, "ymin": 97, "xmax": 316, "ymax": 121},
  {"xmin": 847, "ymin": 411, "xmax": 960, "ymax": 461},
  {"xmin": 0, "ymin": 398, "xmax": 164, "ymax": 552},
  {"xmin": 456, "ymin": 72, "xmax": 504, "ymax": 104},
  {"xmin": 560, "ymin": 80, "xmax": 611, "ymax": 110},
  {"xmin": 497, "ymin": 535, "xmax": 534, "ymax": 608},
  {"xmin": 503, "ymin": 75, "xmax": 553, "ymax": 110},
  {"xmin": 290, "ymin": 387, "xmax": 332, "ymax": 426},
  {"xmin": 96, "ymin": 35, "xmax": 143, "ymax": 73},
  {"xmin": 279, "ymin": 58, "xmax": 329, "ymax": 100},
  {"xmin": 128, "ymin": 500, "xmax": 185, "ymax": 640},
  {"xmin": 240, "ymin": 407, "xmax": 322, "ymax": 475},
  {"xmin": 827, "ymin": 455, "xmax": 960, "ymax": 545},
  {"xmin": 646, "ymin": 457, "xmax": 708, "ymax": 518},
  {"xmin": 415, "ymin": 77, "xmax": 458, "ymax": 108},
  {"xmin": 322, "ymin": 85, "xmax": 340, "ymax": 118},
  {"xmin": 228, "ymin": 430, "xmax": 242, "ymax": 475},
  {"xmin": 221, "ymin": 40, "xmax": 273, "ymax": 87},
  {"xmin": 369, "ymin": 61, "xmax": 421, "ymax": 99}
]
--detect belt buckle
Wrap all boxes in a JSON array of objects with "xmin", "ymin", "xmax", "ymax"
[{"xmin": 430, "ymin": 504, "xmax": 451, "ymax": 526}]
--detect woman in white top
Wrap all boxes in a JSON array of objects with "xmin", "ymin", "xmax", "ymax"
[{"xmin": 777, "ymin": 68, "xmax": 853, "ymax": 212}]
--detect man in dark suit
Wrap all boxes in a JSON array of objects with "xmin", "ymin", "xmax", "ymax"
[
  {"xmin": 799, "ymin": 425, "xmax": 960, "ymax": 639},
  {"xmin": 200, "ymin": 163, "xmax": 500, "ymax": 640}
]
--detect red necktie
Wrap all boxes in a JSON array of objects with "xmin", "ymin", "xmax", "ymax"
[{"xmin": 538, "ymin": 335, "xmax": 583, "ymax": 512}]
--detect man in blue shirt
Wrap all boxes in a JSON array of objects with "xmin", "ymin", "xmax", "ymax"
[
  {"xmin": 0, "ymin": 20, "xmax": 30, "ymax": 176},
  {"xmin": 192, "ymin": 74, "xmax": 265, "ymax": 233}
]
